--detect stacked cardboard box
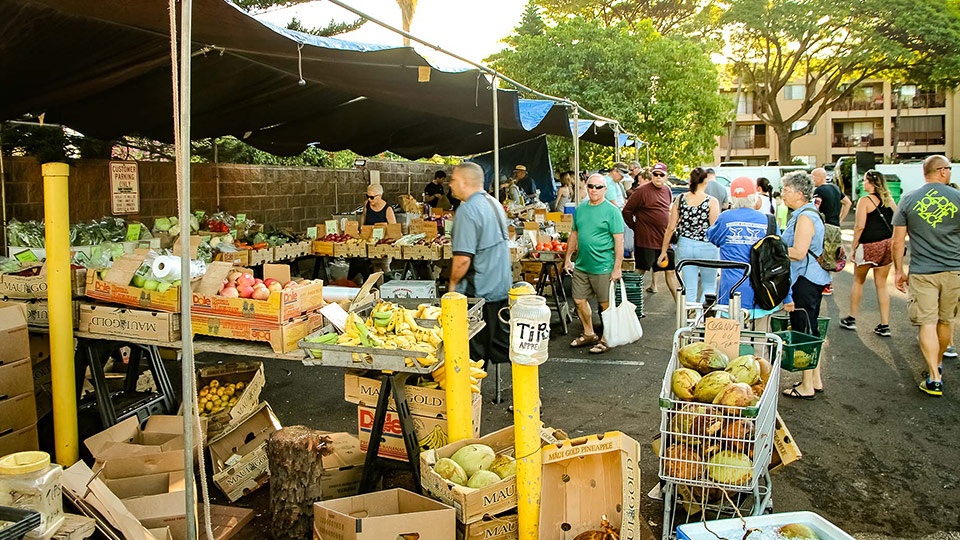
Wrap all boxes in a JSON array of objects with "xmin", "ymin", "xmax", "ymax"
[
  {"xmin": 0, "ymin": 265, "xmax": 86, "ymax": 329},
  {"xmin": 0, "ymin": 301, "xmax": 38, "ymax": 455}
]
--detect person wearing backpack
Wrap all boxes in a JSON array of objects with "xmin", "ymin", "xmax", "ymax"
[
  {"xmin": 780, "ymin": 171, "xmax": 831, "ymax": 400},
  {"xmin": 706, "ymin": 177, "xmax": 785, "ymax": 330},
  {"xmin": 839, "ymin": 170, "xmax": 897, "ymax": 337}
]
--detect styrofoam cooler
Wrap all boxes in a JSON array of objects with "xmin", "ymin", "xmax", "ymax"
[{"xmin": 676, "ymin": 511, "xmax": 855, "ymax": 540}]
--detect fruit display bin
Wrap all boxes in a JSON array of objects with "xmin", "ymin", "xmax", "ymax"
[
  {"xmin": 657, "ymin": 328, "xmax": 782, "ymax": 491},
  {"xmin": 770, "ymin": 312, "xmax": 830, "ymax": 337},
  {"xmin": 675, "ymin": 511, "xmax": 855, "ymax": 540},
  {"xmin": 299, "ymin": 298, "xmax": 485, "ymax": 374},
  {"xmin": 775, "ymin": 330, "xmax": 823, "ymax": 372}
]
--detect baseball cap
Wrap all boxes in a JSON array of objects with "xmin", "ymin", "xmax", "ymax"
[
  {"xmin": 613, "ymin": 162, "xmax": 629, "ymax": 175},
  {"xmin": 514, "ymin": 164, "xmax": 527, "ymax": 171},
  {"xmin": 730, "ymin": 176, "xmax": 757, "ymax": 197},
  {"xmin": 652, "ymin": 162, "xmax": 668, "ymax": 174}
]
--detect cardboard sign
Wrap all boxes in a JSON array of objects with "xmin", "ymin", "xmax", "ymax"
[
  {"xmin": 423, "ymin": 221, "xmax": 439, "ymax": 240},
  {"xmin": 320, "ymin": 303, "xmax": 349, "ymax": 332},
  {"xmin": 263, "ymin": 263, "xmax": 291, "ymax": 284},
  {"xmin": 534, "ymin": 208, "xmax": 547, "ymax": 223},
  {"xmin": 172, "ymin": 236, "xmax": 203, "ymax": 258},
  {"xmin": 344, "ymin": 221, "xmax": 360, "ymax": 238},
  {"xmin": 409, "ymin": 218, "xmax": 424, "ymax": 235},
  {"xmin": 109, "ymin": 160, "xmax": 139, "ymax": 215},
  {"xmin": 546, "ymin": 212, "xmax": 563, "ymax": 223},
  {"xmin": 307, "ymin": 226, "xmax": 318, "ymax": 239},
  {"xmin": 385, "ymin": 223, "xmax": 403, "ymax": 240},
  {"xmin": 704, "ymin": 317, "xmax": 741, "ymax": 361},
  {"xmin": 431, "ymin": 207, "xmax": 444, "ymax": 217},
  {"xmin": 360, "ymin": 225, "xmax": 373, "ymax": 241},
  {"xmin": 371, "ymin": 226, "xmax": 385, "ymax": 241},
  {"xmin": 523, "ymin": 221, "xmax": 539, "ymax": 231},
  {"xmin": 556, "ymin": 222, "xmax": 573, "ymax": 234},
  {"xmin": 324, "ymin": 220, "xmax": 339, "ymax": 235}
]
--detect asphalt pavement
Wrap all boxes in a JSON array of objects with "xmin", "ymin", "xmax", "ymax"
[{"xmin": 199, "ymin": 217, "xmax": 960, "ymax": 539}]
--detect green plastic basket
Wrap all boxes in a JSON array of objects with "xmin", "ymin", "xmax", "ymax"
[
  {"xmin": 775, "ymin": 330, "xmax": 824, "ymax": 371},
  {"xmin": 770, "ymin": 313, "xmax": 830, "ymax": 337}
]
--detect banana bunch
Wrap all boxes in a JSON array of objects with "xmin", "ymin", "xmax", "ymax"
[
  {"xmin": 336, "ymin": 312, "xmax": 382, "ymax": 347},
  {"xmin": 335, "ymin": 302, "xmax": 444, "ymax": 361},
  {"xmin": 415, "ymin": 303, "xmax": 442, "ymax": 320},
  {"xmin": 418, "ymin": 424, "xmax": 448, "ymax": 450},
  {"xmin": 303, "ymin": 331, "xmax": 337, "ymax": 358},
  {"xmin": 429, "ymin": 359, "xmax": 487, "ymax": 394}
]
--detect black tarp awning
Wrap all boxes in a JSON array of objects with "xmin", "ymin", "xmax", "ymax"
[{"xmin": 0, "ymin": 0, "xmax": 630, "ymax": 159}]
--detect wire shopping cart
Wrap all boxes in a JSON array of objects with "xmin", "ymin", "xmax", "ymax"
[{"xmin": 674, "ymin": 259, "xmax": 752, "ymax": 330}]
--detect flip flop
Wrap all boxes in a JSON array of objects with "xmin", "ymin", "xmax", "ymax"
[
  {"xmin": 792, "ymin": 382, "xmax": 823, "ymax": 394},
  {"xmin": 570, "ymin": 334, "xmax": 600, "ymax": 348},
  {"xmin": 782, "ymin": 387, "xmax": 816, "ymax": 400},
  {"xmin": 646, "ymin": 287, "xmax": 657, "ymax": 294}
]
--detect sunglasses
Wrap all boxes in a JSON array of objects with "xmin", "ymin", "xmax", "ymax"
[
  {"xmin": 652, "ymin": 172, "xmax": 666, "ymax": 178},
  {"xmin": 367, "ymin": 195, "xmax": 378, "ymax": 199},
  {"xmin": 586, "ymin": 184, "xmax": 606, "ymax": 190}
]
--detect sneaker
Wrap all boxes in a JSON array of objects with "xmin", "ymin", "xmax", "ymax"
[
  {"xmin": 822, "ymin": 285, "xmax": 833, "ymax": 296},
  {"xmin": 945, "ymin": 345, "xmax": 958, "ymax": 359},
  {"xmin": 919, "ymin": 379, "xmax": 943, "ymax": 396},
  {"xmin": 873, "ymin": 324, "xmax": 891, "ymax": 337},
  {"xmin": 839, "ymin": 316, "xmax": 857, "ymax": 330}
]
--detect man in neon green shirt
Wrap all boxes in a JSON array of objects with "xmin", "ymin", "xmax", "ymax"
[{"xmin": 563, "ymin": 173, "xmax": 625, "ymax": 354}]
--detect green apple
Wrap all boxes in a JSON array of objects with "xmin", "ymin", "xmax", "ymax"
[
  {"xmin": 157, "ymin": 281, "xmax": 172, "ymax": 293},
  {"xmin": 131, "ymin": 275, "xmax": 147, "ymax": 288},
  {"xmin": 143, "ymin": 279, "xmax": 160, "ymax": 291}
]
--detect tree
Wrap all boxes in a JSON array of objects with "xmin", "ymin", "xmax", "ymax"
[
  {"xmin": 722, "ymin": 0, "xmax": 960, "ymax": 164},
  {"xmin": 233, "ymin": 0, "xmax": 366, "ymax": 37},
  {"xmin": 515, "ymin": 1, "xmax": 545, "ymax": 37},
  {"xmin": 489, "ymin": 17, "xmax": 729, "ymax": 170},
  {"xmin": 535, "ymin": 0, "xmax": 720, "ymax": 36}
]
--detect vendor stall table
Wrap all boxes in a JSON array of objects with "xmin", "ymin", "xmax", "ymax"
[{"xmin": 529, "ymin": 258, "xmax": 574, "ymax": 335}]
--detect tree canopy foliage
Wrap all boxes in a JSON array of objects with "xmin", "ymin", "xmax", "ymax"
[
  {"xmin": 535, "ymin": 0, "xmax": 720, "ymax": 36},
  {"xmin": 232, "ymin": 0, "xmax": 366, "ymax": 37},
  {"xmin": 490, "ymin": 15, "xmax": 729, "ymax": 171}
]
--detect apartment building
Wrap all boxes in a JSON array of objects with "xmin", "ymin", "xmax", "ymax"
[{"xmin": 713, "ymin": 80, "xmax": 960, "ymax": 167}]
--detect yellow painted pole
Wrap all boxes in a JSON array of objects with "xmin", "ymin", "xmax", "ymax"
[
  {"xmin": 513, "ymin": 363, "xmax": 541, "ymax": 540},
  {"xmin": 441, "ymin": 292, "xmax": 472, "ymax": 441},
  {"xmin": 42, "ymin": 162, "xmax": 78, "ymax": 466}
]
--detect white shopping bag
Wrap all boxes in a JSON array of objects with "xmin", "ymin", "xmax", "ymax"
[{"xmin": 602, "ymin": 279, "xmax": 643, "ymax": 348}]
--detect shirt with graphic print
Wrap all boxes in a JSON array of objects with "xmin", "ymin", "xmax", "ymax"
[
  {"xmin": 892, "ymin": 182, "xmax": 960, "ymax": 274},
  {"xmin": 706, "ymin": 207, "xmax": 775, "ymax": 310}
]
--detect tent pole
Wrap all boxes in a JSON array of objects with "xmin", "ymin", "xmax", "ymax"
[
  {"xmin": 214, "ymin": 137, "xmax": 221, "ymax": 211},
  {"xmin": 177, "ymin": 2, "xmax": 199, "ymax": 540},
  {"xmin": 572, "ymin": 106, "xmax": 580, "ymax": 204},
  {"xmin": 492, "ymin": 76, "xmax": 500, "ymax": 198},
  {"xmin": 614, "ymin": 125, "xmax": 621, "ymax": 163},
  {"xmin": 0, "ymin": 126, "xmax": 6, "ymax": 253}
]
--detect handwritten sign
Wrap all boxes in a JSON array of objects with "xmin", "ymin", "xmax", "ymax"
[
  {"xmin": 125, "ymin": 223, "xmax": 141, "ymax": 242},
  {"xmin": 409, "ymin": 218, "xmax": 424, "ymax": 235},
  {"xmin": 372, "ymin": 226, "xmax": 385, "ymax": 241},
  {"xmin": 423, "ymin": 221, "xmax": 439, "ymax": 240},
  {"xmin": 360, "ymin": 225, "xmax": 374, "ymax": 240},
  {"xmin": 344, "ymin": 220, "xmax": 360, "ymax": 238},
  {"xmin": 324, "ymin": 220, "xmax": 339, "ymax": 235},
  {"xmin": 307, "ymin": 226, "xmax": 318, "ymax": 239},
  {"xmin": 385, "ymin": 223, "xmax": 403, "ymax": 240},
  {"xmin": 704, "ymin": 317, "xmax": 742, "ymax": 361},
  {"xmin": 109, "ymin": 161, "xmax": 139, "ymax": 215}
]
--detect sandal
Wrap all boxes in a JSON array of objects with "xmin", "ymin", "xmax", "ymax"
[
  {"xmin": 589, "ymin": 341, "xmax": 609, "ymax": 354},
  {"xmin": 782, "ymin": 387, "xmax": 816, "ymax": 400},
  {"xmin": 646, "ymin": 287, "xmax": 657, "ymax": 294},
  {"xmin": 792, "ymin": 381, "xmax": 823, "ymax": 393},
  {"xmin": 570, "ymin": 334, "xmax": 600, "ymax": 348}
]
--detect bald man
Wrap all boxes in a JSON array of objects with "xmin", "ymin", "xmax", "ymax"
[{"xmin": 812, "ymin": 167, "xmax": 851, "ymax": 226}]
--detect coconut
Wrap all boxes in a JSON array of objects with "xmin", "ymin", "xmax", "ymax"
[
  {"xmin": 712, "ymin": 382, "xmax": 757, "ymax": 407},
  {"xmin": 725, "ymin": 355, "xmax": 761, "ymax": 385},
  {"xmin": 678, "ymin": 343, "xmax": 730, "ymax": 374},
  {"xmin": 778, "ymin": 523, "xmax": 819, "ymax": 540},
  {"xmin": 706, "ymin": 450, "xmax": 753, "ymax": 485},
  {"xmin": 450, "ymin": 444, "xmax": 496, "ymax": 477},
  {"xmin": 663, "ymin": 444, "xmax": 704, "ymax": 481},
  {"xmin": 671, "ymin": 368, "xmax": 702, "ymax": 401},
  {"xmin": 433, "ymin": 457, "xmax": 467, "ymax": 485},
  {"xmin": 693, "ymin": 371, "xmax": 737, "ymax": 403}
]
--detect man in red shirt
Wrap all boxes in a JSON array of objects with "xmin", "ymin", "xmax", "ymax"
[{"xmin": 622, "ymin": 162, "xmax": 678, "ymax": 301}]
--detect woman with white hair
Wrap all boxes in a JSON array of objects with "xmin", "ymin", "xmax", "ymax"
[
  {"xmin": 706, "ymin": 177, "xmax": 780, "ymax": 324},
  {"xmin": 360, "ymin": 183, "xmax": 396, "ymax": 226},
  {"xmin": 779, "ymin": 170, "xmax": 831, "ymax": 400}
]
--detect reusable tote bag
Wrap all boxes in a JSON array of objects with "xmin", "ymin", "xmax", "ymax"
[{"xmin": 601, "ymin": 279, "xmax": 643, "ymax": 347}]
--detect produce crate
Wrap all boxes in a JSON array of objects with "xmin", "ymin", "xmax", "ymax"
[
  {"xmin": 272, "ymin": 244, "xmax": 292, "ymax": 261},
  {"xmin": 676, "ymin": 511, "xmax": 854, "ymax": 540},
  {"xmin": 775, "ymin": 330, "xmax": 823, "ymax": 372},
  {"xmin": 770, "ymin": 312, "xmax": 830, "ymax": 337},
  {"xmin": 658, "ymin": 328, "xmax": 782, "ymax": 491},
  {"xmin": 299, "ymin": 298, "xmax": 485, "ymax": 374},
  {"xmin": 0, "ymin": 267, "xmax": 86, "ymax": 299},
  {"xmin": 334, "ymin": 243, "xmax": 366, "ymax": 258},
  {"xmin": 313, "ymin": 240, "xmax": 335, "ymax": 256},
  {"xmin": 367, "ymin": 244, "xmax": 400, "ymax": 259},
  {"xmin": 0, "ymin": 506, "xmax": 41, "ymax": 540},
  {"xmin": 402, "ymin": 244, "xmax": 441, "ymax": 260},
  {"xmin": 248, "ymin": 247, "xmax": 274, "ymax": 266},
  {"xmin": 293, "ymin": 240, "xmax": 313, "ymax": 258},
  {"xmin": 531, "ymin": 250, "xmax": 565, "ymax": 262}
]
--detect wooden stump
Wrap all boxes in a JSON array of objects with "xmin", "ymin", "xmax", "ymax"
[{"xmin": 267, "ymin": 426, "xmax": 337, "ymax": 540}]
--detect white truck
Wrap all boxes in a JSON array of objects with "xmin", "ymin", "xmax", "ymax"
[{"xmin": 836, "ymin": 157, "xmax": 960, "ymax": 202}]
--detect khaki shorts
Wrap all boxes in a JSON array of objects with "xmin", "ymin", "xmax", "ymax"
[
  {"xmin": 572, "ymin": 268, "xmax": 611, "ymax": 303},
  {"xmin": 907, "ymin": 271, "xmax": 960, "ymax": 325}
]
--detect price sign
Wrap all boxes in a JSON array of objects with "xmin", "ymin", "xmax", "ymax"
[
  {"xmin": 125, "ymin": 223, "xmax": 141, "ymax": 242},
  {"xmin": 360, "ymin": 225, "xmax": 374, "ymax": 240},
  {"xmin": 409, "ymin": 218, "xmax": 424, "ymax": 234},
  {"xmin": 704, "ymin": 317, "xmax": 742, "ymax": 361},
  {"xmin": 344, "ymin": 220, "xmax": 360, "ymax": 238},
  {"xmin": 385, "ymin": 223, "xmax": 403, "ymax": 239},
  {"xmin": 372, "ymin": 227, "xmax": 385, "ymax": 241},
  {"xmin": 423, "ymin": 221, "xmax": 439, "ymax": 240},
  {"xmin": 14, "ymin": 249, "xmax": 39, "ymax": 263},
  {"xmin": 307, "ymin": 226, "xmax": 318, "ymax": 239},
  {"xmin": 236, "ymin": 213, "xmax": 247, "ymax": 223},
  {"xmin": 195, "ymin": 210, "xmax": 206, "ymax": 220},
  {"xmin": 109, "ymin": 161, "xmax": 140, "ymax": 215},
  {"xmin": 325, "ymin": 220, "xmax": 339, "ymax": 235}
]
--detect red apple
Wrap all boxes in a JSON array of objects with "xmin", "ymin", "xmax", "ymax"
[
  {"xmin": 252, "ymin": 286, "xmax": 271, "ymax": 301},
  {"xmin": 254, "ymin": 278, "xmax": 263, "ymax": 287},
  {"xmin": 220, "ymin": 285, "xmax": 239, "ymax": 298},
  {"xmin": 237, "ymin": 284, "xmax": 254, "ymax": 298},
  {"xmin": 237, "ymin": 273, "xmax": 255, "ymax": 288},
  {"xmin": 263, "ymin": 278, "xmax": 278, "ymax": 287},
  {"xmin": 282, "ymin": 280, "xmax": 296, "ymax": 289}
]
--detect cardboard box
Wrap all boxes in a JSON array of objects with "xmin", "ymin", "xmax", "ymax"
[
  {"xmin": 149, "ymin": 528, "xmax": 174, "ymax": 540},
  {"xmin": 0, "ymin": 392, "xmax": 38, "ymax": 434},
  {"xmin": 191, "ymin": 263, "xmax": 323, "ymax": 324},
  {"xmin": 0, "ymin": 301, "xmax": 30, "ymax": 361},
  {"xmin": 334, "ymin": 242, "xmax": 366, "ymax": 258},
  {"xmin": 0, "ymin": 356, "xmax": 33, "ymax": 398},
  {"xmin": 29, "ymin": 335, "xmax": 52, "ymax": 419},
  {"xmin": 208, "ymin": 402, "xmax": 281, "ymax": 502},
  {"xmin": 420, "ymin": 426, "xmax": 524, "ymax": 524},
  {"xmin": 85, "ymin": 414, "xmax": 191, "ymax": 462},
  {"xmin": 103, "ymin": 470, "xmax": 190, "ymax": 540},
  {"xmin": 0, "ymin": 266, "xmax": 86, "ymax": 299},
  {"xmin": 358, "ymin": 396, "xmax": 481, "ymax": 462},
  {"xmin": 770, "ymin": 413, "xmax": 802, "ymax": 472},
  {"xmin": 313, "ymin": 488, "xmax": 455, "ymax": 540},
  {"xmin": 314, "ymin": 432, "xmax": 366, "ymax": 501},
  {"xmin": 79, "ymin": 303, "xmax": 181, "ymax": 342},
  {"xmin": 197, "ymin": 362, "xmax": 265, "ymax": 438},
  {"xmin": 18, "ymin": 298, "xmax": 80, "ymax": 328},
  {"xmin": 0, "ymin": 423, "xmax": 39, "ymax": 456},
  {"xmin": 345, "ymin": 371, "xmax": 453, "ymax": 418},
  {"xmin": 402, "ymin": 245, "xmax": 440, "ymax": 260},
  {"xmin": 198, "ymin": 505, "xmax": 256, "ymax": 540},
  {"xmin": 191, "ymin": 311, "xmax": 324, "ymax": 354},
  {"xmin": 539, "ymin": 432, "xmax": 642, "ymax": 540},
  {"xmin": 248, "ymin": 248, "xmax": 273, "ymax": 266},
  {"xmin": 313, "ymin": 240, "xmax": 335, "ymax": 256},
  {"xmin": 216, "ymin": 249, "xmax": 250, "ymax": 267},
  {"xmin": 380, "ymin": 280, "xmax": 437, "ymax": 299},
  {"xmin": 457, "ymin": 513, "xmax": 518, "ymax": 540},
  {"xmin": 85, "ymin": 272, "xmax": 182, "ymax": 313},
  {"xmin": 367, "ymin": 243, "xmax": 400, "ymax": 259}
]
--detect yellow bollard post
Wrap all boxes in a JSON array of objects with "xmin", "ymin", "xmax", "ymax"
[
  {"xmin": 441, "ymin": 292, "xmax": 472, "ymax": 442},
  {"xmin": 508, "ymin": 294, "xmax": 550, "ymax": 540},
  {"xmin": 42, "ymin": 162, "xmax": 79, "ymax": 466}
]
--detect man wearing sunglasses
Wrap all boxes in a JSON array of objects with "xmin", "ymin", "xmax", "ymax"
[
  {"xmin": 623, "ymin": 162, "xmax": 679, "ymax": 300},
  {"xmin": 564, "ymin": 173, "xmax": 625, "ymax": 354}
]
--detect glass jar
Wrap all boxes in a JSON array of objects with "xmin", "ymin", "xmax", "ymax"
[
  {"xmin": 508, "ymin": 294, "xmax": 551, "ymax": 366},
  {"xmin": 0, "ymin": 451, "xmax": 64, "ymax": 536}
]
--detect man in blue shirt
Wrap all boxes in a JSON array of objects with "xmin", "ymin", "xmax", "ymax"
[{"xmin": 450, "ymin": 162, "xmax": 511, "ymax": 364}]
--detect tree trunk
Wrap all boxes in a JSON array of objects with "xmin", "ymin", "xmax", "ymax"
[
  {"xmin": 775, "ymin": 125, "xmax": 794, "ymax": 165},
  {"xmin": 890, "ymin": 84, "xmax": 903, "ymax": 163},
  {"xmin": 267, "ymin": 426, "xmax": 335, "ymax": 540},
  {"xmin": 725, "ymin": 78, "xmax": 744, "ymax": 162}
]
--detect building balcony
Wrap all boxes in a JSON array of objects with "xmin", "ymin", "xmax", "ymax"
[
  {"xmin": 895, "ymin": 131, "xmax": 946, "ymax": 146},
  {"xmin": 832, "ymin": 135, "xmax": 885, "ymax": 148},
  {"xmin": 895, "ymin": 92, "xmax": 946, "ymax": 109},
  {"xmin": 718, "ymin": 134, "xmax": 768, "ymax": 150},
  {"xmin": 832, "ymin": 97, "xmax": 885, "ymax": 111}
]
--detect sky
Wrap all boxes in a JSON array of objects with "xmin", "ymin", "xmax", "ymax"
[{"xmin": 256, "ymin": 0, "xmax": 527, "ymax": 68}]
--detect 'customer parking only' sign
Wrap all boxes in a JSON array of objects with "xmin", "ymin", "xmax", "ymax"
[{"xmin": 110, "ymin": 161, "xmax": 140, "ymax": 215}]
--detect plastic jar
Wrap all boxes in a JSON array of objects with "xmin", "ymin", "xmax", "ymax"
[
  {"xmin": 507, "ymin": 294, "xmax": 551, "ymax": 366},
  {"xmin": 0, "ymin": 451, "xmax": 64, "ymax": 537}
]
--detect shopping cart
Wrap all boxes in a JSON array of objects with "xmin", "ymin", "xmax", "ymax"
[
  {"xmin": 659, "ymin": 260, "xmax": 783, "ymax": 540},
  {"xmin": 674, "ymin": 260, "xmax": 752, "ymax": 330}
]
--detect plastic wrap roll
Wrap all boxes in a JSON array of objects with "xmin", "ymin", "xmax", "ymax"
[
  {"xmin": 151, "ymin": 255, "xmax": 182, "ymax": 280},
  {"xmin": 322, "ymin": 286, "xmax": 361, "ymax": 303}
]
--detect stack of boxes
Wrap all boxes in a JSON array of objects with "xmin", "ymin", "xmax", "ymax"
[
  {"xmin": 0, "ymin": 264, "xmax": 86, "ymax": 328},
  {"xmin": 0, "ymin": 301, "xmax": 38, "ymax": 455}
]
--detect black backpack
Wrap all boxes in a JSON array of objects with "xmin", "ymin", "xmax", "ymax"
[{"xmin": 750, "ymin": 215, "xmax": 791, "ymax": 310}]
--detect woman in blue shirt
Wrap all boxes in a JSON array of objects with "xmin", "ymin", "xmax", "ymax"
[{"xmin": 779, "ymin": 171, "xmax": 830, "ymax": 399}]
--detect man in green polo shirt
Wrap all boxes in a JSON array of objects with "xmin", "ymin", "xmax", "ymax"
[{"xmin": 563, "ymin": 173, "xmax": 624, "ymax": 354}]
